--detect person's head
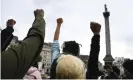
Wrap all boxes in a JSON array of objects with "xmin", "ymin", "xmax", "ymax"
[
  {"xmin": 51, "ymin": 54, "xmax": 85, "ymax": 79},
  {"xmin": 62, "ymin": 41, "xmax": 81, "ymax": 56}
]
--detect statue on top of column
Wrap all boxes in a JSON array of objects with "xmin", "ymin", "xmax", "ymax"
[{"xmin": 104, "ymin": 4, "xmax": 108, "ymax": 12}]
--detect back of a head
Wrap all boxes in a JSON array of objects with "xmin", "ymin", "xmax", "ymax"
[
  {"xmin": 62, "ymin": 41, "xmax": 80, "ymax": 56},
  {"xmin": 56, "ymin": 54, "xmax": 85, "ymax": 79}
]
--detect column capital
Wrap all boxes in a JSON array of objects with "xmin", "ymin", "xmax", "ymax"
[
  {"xmin": 103, "ymin": 4, "xmax": 110, "ymax": 18},
  {"xmin": 103, "ymin": 12, "xmax": 110, "ymax": 18}
]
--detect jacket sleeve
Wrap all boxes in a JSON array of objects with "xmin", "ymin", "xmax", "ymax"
[
  {"xmin": 51, "ymin": 40, "xmax": 60, "ymax": 63},
  {"xmin": 1, "ymin": 27, "xmax": 14, "ymax": 52},
  {"xmin": 1, "ymin": 17, "xmax": 45, "ymax": 79},
  {"xmin": 86, "ymin": 35, "xmax": 100, "ymax": 79}
]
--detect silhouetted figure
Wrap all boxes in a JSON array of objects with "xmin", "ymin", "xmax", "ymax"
[
  {"xmin": 1, "ymin": 19, "xmax": 16, "ymax": 52},
  {"xmin": 86, "ymin": 22, "xmax": 101, "ymax": 79},
  {"xmin": 122, "ymin": 60, "xmax": 133, "ymax": 79}
]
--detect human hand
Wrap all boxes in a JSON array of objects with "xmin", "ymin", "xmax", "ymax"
[
  {"xmin": 57, "ymin": 18, "xmax": 63, "ymax": 25},
  {"xmin": 34, "ymin": 9, "xmax": 44, "ymax": 18},
  {"xmin": 6, "ymin": 19, "xmax": 16, "ymax": 27},
  {"xmin": 90, "ymin": 22, "xmax": 101, "ymax": 35}
]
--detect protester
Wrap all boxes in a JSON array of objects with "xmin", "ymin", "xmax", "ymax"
[
  {"xmin": 51, "ymin": 20, "xmax": 101, "ymax": 79},
  {"xmin": 51, "ymin": 18, "xmax": 81, "ymax": 62},
  {"xmin": 100, "ymin": 65, "xmax": 120, "ymax": 79},
  {"xmin": 50, "ymin": 18, "xmax": 82, "ymax": 78},
  {"xmin": 1, "ymin": 19, "xmax": 16, "ymax": 52},
  {"xmin": 1, "ymin": 9, "xmax": 46, "ymax": 79},
  {"xmin": 122, "ymin": 60, "xmax": 133, "ymax": 79},
  {"xmin": 52, "ymin": 54, "xmax": 85, "ymax": 79},
  {"xmin": 86, "ymin": 22, "xmax": 101, "ymax": 79}
]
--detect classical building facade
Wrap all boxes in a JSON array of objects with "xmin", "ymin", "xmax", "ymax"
[
  {"xmin": 7, "ymin": 36, "xmax": 21, "ymax": 49},
  {"xmin": 39, "ymin": 42, "xmax": 52, "ymax": 75},
  {"xmin": 10, "ymin": 36, "xmax": 18, "ymax": 44}
]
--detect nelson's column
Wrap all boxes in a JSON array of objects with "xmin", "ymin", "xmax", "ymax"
[{"xmin": 103, "ymin": 4, "xmax": 114, "ymax": 65}]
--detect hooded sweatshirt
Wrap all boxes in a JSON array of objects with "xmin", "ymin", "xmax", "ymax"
[{"xmin": 24, "ymin": 66, "xmax": 42, "ymax": 80}]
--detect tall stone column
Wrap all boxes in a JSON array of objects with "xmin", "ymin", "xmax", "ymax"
[{"xmin": 103, "ymin": 4, "xmax": 114, "ymax": 65}]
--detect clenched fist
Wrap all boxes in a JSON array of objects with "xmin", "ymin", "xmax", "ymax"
[
  {"xmin": 90, "ymin": 22, "xmax": 101, "ymax": 35},
  {"xmin": 6, "ymin": 19, "xmax": 16, "ymax": 27},
  {"xmin": 57, "ymin": 18, "xmax": 63, "ymax": 24},
  {"xmin": 34, "ymin": 9, "xmax": 44, "ymax": 18}
]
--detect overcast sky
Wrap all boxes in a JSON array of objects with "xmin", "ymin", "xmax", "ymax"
[{"xmin": 1, "ymin": 0, "xmax": 133, "ymax": 63}]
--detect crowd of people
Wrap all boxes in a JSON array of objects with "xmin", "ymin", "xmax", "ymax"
[{"xmin": 1, "ymin": 9, "xmax": 133, "ymax": 79}]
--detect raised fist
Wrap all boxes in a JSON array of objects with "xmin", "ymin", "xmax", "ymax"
[
  {"xmin": 57, "ymin": 18, "xmax": 63, "ymax": 24},
  {"xmin": 34, "ymin": 9, "xmax": 44, "ymax": 18},
  {"xmin": 90, "ymin": 22, "xmax": 101, "ymax": 35},
  {"xmin": 6, "ymin": 19, "xmax": 16, "ymax": 27}
]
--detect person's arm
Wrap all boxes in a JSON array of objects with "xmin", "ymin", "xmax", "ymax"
[
  {"xmin": 52, "ymin": 18, "xmax": 63, "ymax": 62},
  {"xmin": 1, "ymin": 9, "xmax": 45, "ymax": 79},
  {"xmin": 54, "ymin": 19, "xmax": 62, "ymax": 40},
  {"xmin": 1, "ymin": 19, "xmax": 16, "ymax": 52},
  {"xmin": 86, "ymin": 22, "xmax": 101, "ymax": 79}
]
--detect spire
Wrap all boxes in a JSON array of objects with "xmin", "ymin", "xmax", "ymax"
[{"xmin": 104, "ymin": 4, "xmax": 108, "ymax": 12}]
